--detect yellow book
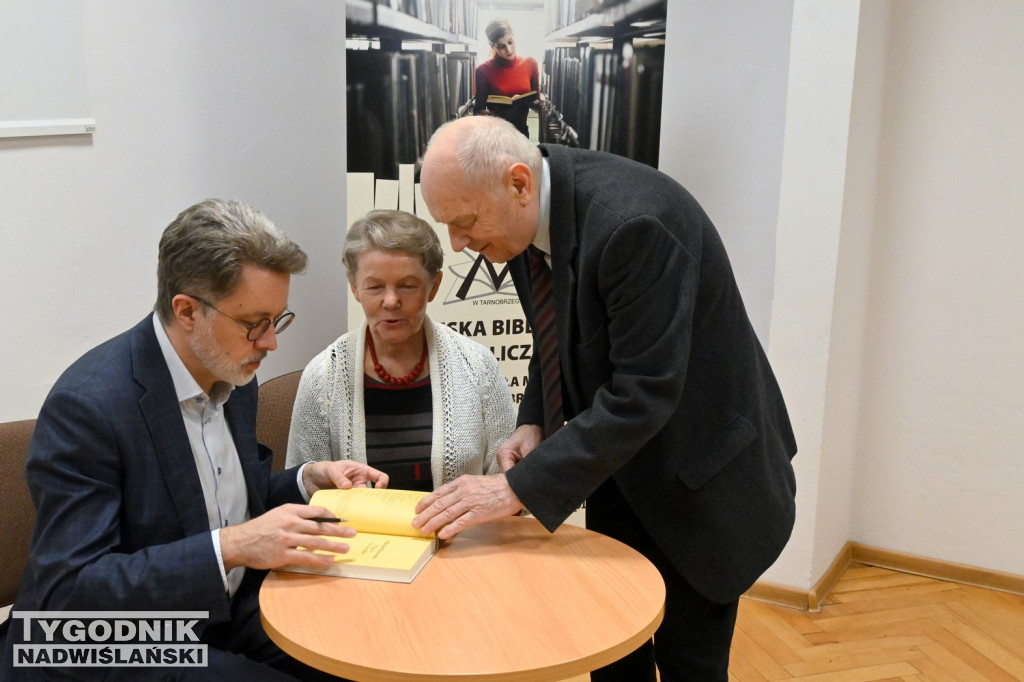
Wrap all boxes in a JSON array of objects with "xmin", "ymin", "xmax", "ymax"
[
  {"xmin": 486, "ymin": 91, "xmax": 537, "ymax": 105},
  {"xmin": 282, "ymin": 488, "xmax": 439, "ymax": 583}
]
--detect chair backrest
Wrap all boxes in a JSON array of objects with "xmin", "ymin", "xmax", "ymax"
[
  {"xmin": 256, "ymin": 371, "xmax": 303, "ymax": 473},
  {"xmin": 0, "ymin": 419, "xmax": 37, "ymax": 607}
]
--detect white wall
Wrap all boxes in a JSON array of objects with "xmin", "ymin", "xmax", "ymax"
[
  {"xmin": 0, "ymin": 1, "xmax": 90, "ymax": 121},
  {"xmin": 820, "ymin": 0, "xmax": 889, "ymax": 576},
  {"xmin": 660, "ymin": 0, "xmax": 793, "ymax": 342},
  {"xmin": 0, "ymin": 0, "xmax": 349, "ymax": 421},
  {"xmin": 852, "ymin": 0, "xmax": 1024, "ymax": 575},
  {"xmin": 663, "ymin": 0, "xmax": 1024, "ymax": 588},
  {"xmin": 765, "ymin": 0, "xmax": 866, "ymax": 589}
]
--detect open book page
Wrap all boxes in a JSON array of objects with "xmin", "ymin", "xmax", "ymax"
[
  {"xmin": 309, "ymin": 487, "xmax": 432, "ymax": 538},
  {"xmin": 486, "ymin": 90, "xmax": 537, "ymax": 105},
  {"xmin": 328, "ymin": 532, "xmax": 436, "ymax": 571}
]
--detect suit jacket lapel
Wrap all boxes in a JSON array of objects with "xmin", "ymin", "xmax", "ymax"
[
  {"xmin": 130, "ymin": 317, "xmax": 212, "ymax": 537},
  {"xmin": 225, "ymin": 382, "xmax": 266, "ymax": 517}
]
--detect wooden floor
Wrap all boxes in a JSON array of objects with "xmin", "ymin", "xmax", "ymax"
[{"xmin": 563, "ymin": 563, "xmax": 1024, "ymax": 681}]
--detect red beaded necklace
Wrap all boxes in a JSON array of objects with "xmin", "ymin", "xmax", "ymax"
[{"xmin": 365, "ymin": 329, "xmax": 428, "ymax": 385}]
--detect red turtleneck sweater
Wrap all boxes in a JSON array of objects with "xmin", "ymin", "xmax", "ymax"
[{"xmin": 474, "ymin": 55, "xmax": 540, "ymax": 135}]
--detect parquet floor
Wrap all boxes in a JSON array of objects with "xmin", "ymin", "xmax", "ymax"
[
  {"xmin": 563, "ymin": 563, "xmax": 1024, "ymax": 681},
  {"xmin": 730, "ymin": 564, "xmax": 1024, "ymax": 680}
]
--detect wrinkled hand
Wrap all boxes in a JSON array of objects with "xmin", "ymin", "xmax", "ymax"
[
  {"xmin": 220, "ymin": 503, "xmax": 357, "ymax": 571},
  {"xmin": 496, "ymin": 424, "xmax": 544, "ymax": 472},
  {"xmin": 412, "ymin": 473, "xmax": 523, "ymax": 540},
  {"xmin": 303, "ymin": 459, "xmax": 389, "ymax": 496}
]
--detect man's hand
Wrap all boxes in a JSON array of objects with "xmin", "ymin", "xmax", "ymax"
[
  {"xmin": 302, "ymin": 459, "xmax": 389, "ymax": 497},
  {"xmin": 220, "ymin": 503, "xmax": 356, "ymax": 572},
  {"xmin": 412, "ymin": 473, "xmax": 523, "ymax": 540},
  {"xmin": 496, "ymin": 424, "xmax": 544, "ymax": 472}
]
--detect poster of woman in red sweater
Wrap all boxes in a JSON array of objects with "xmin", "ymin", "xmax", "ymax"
[
  {"xmin": 345, "ymin": 3, "xmax": 666, "ymax": 177},
  {"xmin": 473, "ymin": 18, "xmax": 540, "ymax": 138}
]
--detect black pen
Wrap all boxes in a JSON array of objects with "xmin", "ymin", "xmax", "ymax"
[{"xmin": 310, "ymin": 517, "xmax": 347, "ymax": 523}]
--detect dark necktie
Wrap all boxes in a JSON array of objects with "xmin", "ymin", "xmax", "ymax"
[{"xmin": 528, "ymin": 246, "xmax": 564, "ymax": 437}]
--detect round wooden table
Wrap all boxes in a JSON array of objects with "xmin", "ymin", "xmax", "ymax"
[{"xmin": 260, "ymin": 516, "xmax": 665, "ymax": 681}]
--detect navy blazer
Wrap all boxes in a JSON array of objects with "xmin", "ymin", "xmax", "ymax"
[
  {"xmin": 506, "ymin": 145, "xmax": 798, "ymax": 603},
  {"xmin": 6, "ymin": 316, "xmax": 304, "ymax": 632}
]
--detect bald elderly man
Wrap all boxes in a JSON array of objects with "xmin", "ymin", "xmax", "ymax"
[{"xmin": 413, "ymin": 116, "xmax": 797, "ymax": 681}]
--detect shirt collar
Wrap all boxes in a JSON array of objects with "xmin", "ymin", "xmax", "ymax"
[
  {"xmin": 532, "ymin": 157, "xmax": 552, "ymax": 255},
  {"xmin": 152, "ymin": 313, "xmax": 234, "ymax": 406}
]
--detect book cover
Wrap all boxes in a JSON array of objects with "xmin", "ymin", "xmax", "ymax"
[{"xmin": 280, "ymin": 488, "xmax": 439, "ymax": 583}]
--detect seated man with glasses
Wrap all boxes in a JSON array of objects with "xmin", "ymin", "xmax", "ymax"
[{"xmin": 1, "ymin": 198, "xmax": 387, "ymax": 681}]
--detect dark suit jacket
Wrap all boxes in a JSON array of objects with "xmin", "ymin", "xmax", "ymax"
[
  {"xmin": 3, "ymin": 316, "xmax": 304, "ymax": 654},
  {"xmin": 506, "ymin": 145, "xmax": 798, "ymax": 603}
]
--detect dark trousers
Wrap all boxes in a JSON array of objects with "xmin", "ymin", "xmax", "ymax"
[
  {"xmin": 586, "ymin": 478, "xmax": 739, "ymax": 682},
  {"xmin": 192, "ymin": 572, "xmax": 346, "ymax": 682}
]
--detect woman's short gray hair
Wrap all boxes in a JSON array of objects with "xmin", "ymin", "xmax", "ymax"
[
  {"xmin": 155, "ymin": 198, "xmax": 307, "ymax": 324},
  {"xmin": 343, "ymin": 210, "xmax": 443, "ymax": 281}
]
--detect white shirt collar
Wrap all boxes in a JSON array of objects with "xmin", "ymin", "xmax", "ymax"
[
  {"xmin": 532, "ymin": 157, "xmax": 552, "ymax": 256},
  {"xmin": 151, "ymin": 313, "xmax": 233, "ymax": 405}
]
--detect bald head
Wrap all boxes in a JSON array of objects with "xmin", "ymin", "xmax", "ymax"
[
  {"xmin": 421, "ymin": 117, "xmax": 542, "ymax": 205},
  {"xmin": 419, "ymin": 117, "xmax": 543, "ymax": 264}
]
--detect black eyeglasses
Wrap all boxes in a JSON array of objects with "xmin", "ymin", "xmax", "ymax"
[{"xmin": 187, "ymin": 295, "xmax": 295, "ymax": 342}]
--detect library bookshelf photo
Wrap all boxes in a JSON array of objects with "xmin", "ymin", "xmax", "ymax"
[{"xmin": 346, "ymin": 0, "xmax": 667, "ymax": 180}]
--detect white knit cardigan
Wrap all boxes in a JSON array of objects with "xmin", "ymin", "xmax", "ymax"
[{"xmin": 285, "ymin": 318, "xmax": 515, "ymax": 486}]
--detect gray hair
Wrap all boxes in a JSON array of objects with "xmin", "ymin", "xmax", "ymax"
[
  {"xmin": 155, "ymin": 198, "xmax": 307, "ymax": 323},
  {"xmin": 427, "ymin": 117, "xmax": 543, "ymax": 199},
  {"xmin": 343, "ymin": 210, "xmax": 443, "ymax": 282}
]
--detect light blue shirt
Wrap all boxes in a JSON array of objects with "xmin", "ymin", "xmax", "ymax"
[
  {"xmin": 152, "ymin": 314, "xmax": 249, "ymax": 595},
  {"xmin": 152, "ymin": 314, "xmax": 314, "ymax": 595}
]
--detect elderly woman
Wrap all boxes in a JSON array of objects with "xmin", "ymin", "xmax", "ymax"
[{"xmin": 286, "ymin": 210, "xmax": 515, "ymax": 491}]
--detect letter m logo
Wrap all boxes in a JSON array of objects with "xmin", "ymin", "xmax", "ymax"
[{"xmin": 453, "ymin": 254, "xmax": 511, "ymax": 301}]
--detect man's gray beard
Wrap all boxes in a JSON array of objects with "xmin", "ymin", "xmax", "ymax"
[{"xmin": 192, "ymin": 314, "xmax": 263, "ymax": 387}]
